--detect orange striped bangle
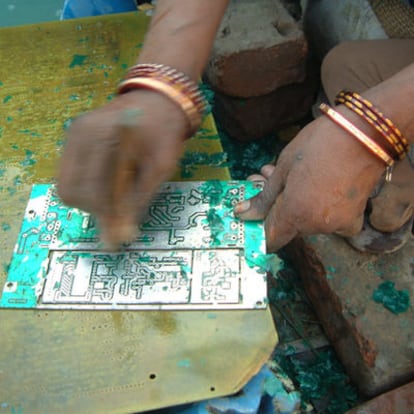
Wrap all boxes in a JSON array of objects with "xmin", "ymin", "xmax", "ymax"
[
  {"xmin": 335, "ymin": 91, "xmax": 409, "ymax": 159},
  {"xmin": 117, "ymin": 64, "xmax": 207, "ymax": 138},
  {"xmin": 319, "ymin": 103, "xmax": 394, "ymax": 181},
  {"xmin": 335, "ymin": 95, "xmax": 403, "ymax": 159}
]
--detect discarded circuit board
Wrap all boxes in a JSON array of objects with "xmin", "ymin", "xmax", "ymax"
[{"xmin": 0, "ymin": 181, "xmax": 270, "ymax": 310}]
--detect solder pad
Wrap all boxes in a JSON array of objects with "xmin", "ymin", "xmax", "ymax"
[{"xmin": 0, "ymin": 181, "xmax": 269, "ymax": 310}]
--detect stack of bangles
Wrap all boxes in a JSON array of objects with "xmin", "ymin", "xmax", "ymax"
[
  {"xmin": 117, "ymin": 63, "xmax": 207, "ymax": 138},
  {"xmin": 319, "ymin": 90, "xmax": 410, "ymax": 182}
]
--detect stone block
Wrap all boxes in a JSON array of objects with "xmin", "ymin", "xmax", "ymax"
[
  {"xmin": 284, "ymin": 235, "xmax": 414, "ymax": 397},
  {"xmin": 206, "ymin": 0, "xmax": 308, "ymax": 98},
  {"xmin": 303, "ymin": 0, "xmax": 387, "ymax": 60},
  {"xmin": 345, "ymin": 381, "xmax": 414, "ymax": 413}
]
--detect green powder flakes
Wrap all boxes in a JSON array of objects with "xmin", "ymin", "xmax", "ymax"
[
  {"xmin": 373, "ymin": 280, "xmax": 410, "ymax": 314},
  {"xmin": 204, "ymin": 208, "xmax": 224, "ymax": 246},
  {"xmin": 69, "ymin": 54, "xmax": 87, "ymax": 68},
  {"xmin": 200, "ymin": 180, "xmax": 224, "ymax": 206}
]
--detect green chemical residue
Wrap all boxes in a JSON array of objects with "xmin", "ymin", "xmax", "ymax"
[
  {"xmin": 373, "ymin": 280, "xmax": 410, "ymax": 314},
  {"xmin": 204, "ymin": 208, "xmax": 224, "ymax": 246},
  {"xmin": 18, "ymin": 129, "xmax": 42, "ymax": 138},
  {"xmin": 200, "ymin": 180, "xmax": 224, "ymax": 206},
  {"xmin": 63, "ymin": 118, "xmax": 73, "ymax": 130},
  {"xmin": 20, "ymin": 149, "xmax": 36, "ymax": 167},
  {"xmin": 177, "ymin": 359, "xmax": 191, "ymax": 368},
  {"xmin": 2, "ymin": 223, "xmax": 11, "ymax": 231},
  {"xmin": 13, "ymin": 176, "xmax": 22, "ymax": 186},
  {"xmin": 246, "ymin": 252, "xmax": 282, "ymax": 275},
  {"xmin": 180, "ymin": 151, "xmax": 229, "ymax": 178},
  {"xmin": 69, "ymin": 54, "xmax": 87, "ymax": 68},
  {"xmin": 3, "ymin": 95, "xmax": 12, "ymax": 104},
  {"xmin": 196, "ymin": 127, "xmax": 220, "ymax": 140},
  {"xmin": 274, "ymin": 348, "xmax": 358, "ymax": 414},
  {"xmin": 6, "ymin": 116, "xmax": 13, "ymax": 122}
]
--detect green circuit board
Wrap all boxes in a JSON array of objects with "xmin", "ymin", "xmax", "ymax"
[{"xmin": 0, "ymin": 181, "xmax": 275, "ymax": 310}]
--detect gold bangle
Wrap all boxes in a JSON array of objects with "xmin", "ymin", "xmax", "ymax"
[
  {"xmin": 118, "ymin": 77, "xmax": 201, "ymax": 137},
  {"xmin": 319, "ymin": 103, "xmax": 394, "ymax": 168}
]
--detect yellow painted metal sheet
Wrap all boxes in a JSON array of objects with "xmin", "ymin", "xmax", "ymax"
[{"xmin": 0, "ymin": 12, "xmax": 277, "ymax": 413}]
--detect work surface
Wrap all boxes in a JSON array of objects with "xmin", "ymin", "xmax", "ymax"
[{"xmin": 0, "ymin": 12, "xmax": 278, "ymax": 413}]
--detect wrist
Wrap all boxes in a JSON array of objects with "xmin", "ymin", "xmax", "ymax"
[
  {"xmin": 117, "ymin": 64, "xmax": 206, "ymax": 138},
  {"xmin": 318, "ymin": 104, "xmax": 389, "ymax": 184}
]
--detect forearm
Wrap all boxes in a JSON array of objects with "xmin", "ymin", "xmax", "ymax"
[{"xmin": 137, "ymin": 0, "xmax": 230, "ymax": 81}]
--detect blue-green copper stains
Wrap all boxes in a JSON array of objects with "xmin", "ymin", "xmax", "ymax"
[
  {"xmin": 21, "ymin": 149, "xmax": 36, "ymax": 167},
  {"xmin": 2, "ymin": 223, "xmax": 11, "ymax": 231},
  {"xmin": 177, "ymin": 359, "xmax": 191, "ymax": 368},
  {"xmin": 63, "ymin": 118, "xmax": 73, "ymax": 130},
  {"xmin": 204, "ymin": 208, "xmax": 224, "ymax": 246},
  {"xmin": 373, "ymin": 280, "xmax": 410, "ymax": 314},
  {"xmin": 3, "ymin": 95, "xmax": 12, "ymax": 104},
  {"xmin": 6, "ymin": 116, "xmax": 13, "ymax": 122},
  {"xmin": 18, "ymin": 129, "xmax": 42, "ymax": 138},
  {"xmin": 13, "ymin": 176, "xmax": 22, "ymax": 186},
  {"xmin": 200, "ymin": 180, "xmax": 224, "ymax": 206},
  {"xmin": 246, "ymin": 253, "xmax": 282, "ymax": 275},
  {"xmin": 69, "ymin": 54, "xmax": 87, "ymax": 68}
]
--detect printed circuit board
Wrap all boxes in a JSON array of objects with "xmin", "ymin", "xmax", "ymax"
[{"xmin": 0, "ymin": 181, "xmax": 269, "ymax": 310}]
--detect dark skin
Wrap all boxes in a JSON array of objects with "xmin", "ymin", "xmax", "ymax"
[{"xmin": 58, "ymin": 0, "xmax": 414, "ymax": 251}]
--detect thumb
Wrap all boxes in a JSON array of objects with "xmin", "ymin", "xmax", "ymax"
[{"xmin": 234, "ymin": 172, "xmax": 284, "ymax": 220}]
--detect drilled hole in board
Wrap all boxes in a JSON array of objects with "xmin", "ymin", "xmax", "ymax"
[
  {"xmin": 210, "ymin": 386, "xmax": 215, "ymax": 392},
  {"xmin": 149, "ymin": 373, "xmax": 157, "ymax": 380}
]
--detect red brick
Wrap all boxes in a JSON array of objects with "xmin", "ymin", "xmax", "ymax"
[
  {"xmin": 205, "ymin": 0, "xmax": 308, "ymax": 98},
  {"xmin": 285, "ymin": 235, "xmax": 414, "ymax": 397},
  {"xmin": 345, "ymin": 381, "xmax": 414, "ymax": 414},
  {"xmin": 212, "ymin": 58, "xmax": 319, "ymax": 141}
]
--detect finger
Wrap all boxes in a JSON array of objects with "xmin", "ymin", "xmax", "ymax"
[
  {"xmin": 104, "ymin": 120, "xmax": 142, "ymax": 246},
  {"xmin": 264, "ymin": 193, "xmax": 298, "ymax": 252},
  {"xmin": 334, "ymin": 213, "xmax": 364, "ymax": 237},
  {"xmin": 246, "ymin": 174, "xmax": 266, "ymax": 182},
  {"xmin": 260, "ymin": 164, "xmax": 276, "ymax": 179},
  {"xmin": 234, "ymin": 166, "xmax": 285, "ymax": 221}
]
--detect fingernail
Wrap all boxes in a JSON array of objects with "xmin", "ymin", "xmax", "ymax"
[{"xmin": 234, "ymin": 200, "xmax": 250, "ymax": 215}]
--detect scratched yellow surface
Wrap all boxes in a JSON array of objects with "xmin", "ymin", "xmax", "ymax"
[{"xmin": 0, "ymin": 12, "xmax": 276, "ymax": 414}]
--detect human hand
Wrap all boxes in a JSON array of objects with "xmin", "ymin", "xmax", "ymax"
[
  {"xmin": 234, "ymin": 115, "xmax": 386, "ymax": 251},
  {"xmin": 58, "ymin": 89, "xmax": 188, "ymax": 248}
]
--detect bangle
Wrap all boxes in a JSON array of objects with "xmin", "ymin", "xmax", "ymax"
[
  {"xmin": 319, "ymin": 103, "xmax": 394, "ymax": 181},
  {"xmin": 335, "ymin": 90, "xmax": 409, "ymax": 160},
  {"xmin": 117, "ymin": 64, "xmax": 206, "ymax": 137}
]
